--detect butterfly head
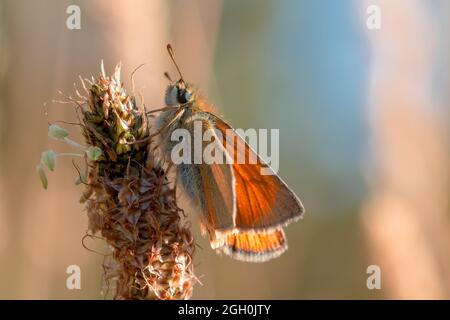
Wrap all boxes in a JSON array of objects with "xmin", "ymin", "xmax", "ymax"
[
  {"xmin": 164, "ymin": 44, "xmax": 197, "ymax": 107},
  {"xmin": 165, "ymin": 80, "xmax": 195, "ymax": 106}
]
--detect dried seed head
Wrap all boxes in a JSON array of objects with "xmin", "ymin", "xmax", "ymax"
[{"xmin": 76, "ymin": 64, "xmax": 197, "ymax": 299}]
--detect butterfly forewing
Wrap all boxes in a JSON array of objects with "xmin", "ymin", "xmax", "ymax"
[
  {"xmin": 211, "ymin": 113, "xmax": 305, "ymax": 231},
  {"xmin": 177, "ymin": 111, "xmax": 236, "ymax": 231}
]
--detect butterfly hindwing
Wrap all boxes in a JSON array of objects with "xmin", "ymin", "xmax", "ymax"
[{"xmin": 214, "ymin": 228, "xmax": 288, "ymax": 262}]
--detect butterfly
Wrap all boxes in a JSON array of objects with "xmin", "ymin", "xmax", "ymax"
[{"xmin": 153, "ymin": 44, "xmax": 304, "ymax": 262}]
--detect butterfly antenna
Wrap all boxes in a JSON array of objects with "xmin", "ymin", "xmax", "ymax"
[
  {"xmin": 167, "ymin": 44, "xmax": 185, "ymax": 84},
  {"xmin": 164, "ymin": 71, "xmax": 173, "ymax": 82}
]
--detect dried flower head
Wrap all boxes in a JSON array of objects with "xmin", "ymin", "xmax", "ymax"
[{"xmin": 39, "ymin": 64, "xmax": 197, "ymax": 299}]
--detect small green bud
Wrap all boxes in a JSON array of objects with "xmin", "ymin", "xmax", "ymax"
[
  {"xmin": 41, "ymin": 150, "xmax": 56, "ymax": 171},
  {"xmin": 36, "ymin": 164, "xmax": 48, "ymax": 189},
  {"xmin": 48, "ymin": 124, "xmax": 69, "ymax": 140},
  {"xmin": 86, "ymin": 146, "xmax": 103, "ymax": 161}
]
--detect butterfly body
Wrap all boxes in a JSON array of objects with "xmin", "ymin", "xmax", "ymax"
[{"xmin": 154, "ymin": 45, "xmax": 305, "ymax": 262}]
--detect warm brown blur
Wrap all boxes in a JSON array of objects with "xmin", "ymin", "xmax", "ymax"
[
  {"xmin": 0, "ymin": 0, "xmax": 449, "ymax": 299},
  {"xmin": 361, "ymin": 0, "xmax": 450, "ymax": 299}
]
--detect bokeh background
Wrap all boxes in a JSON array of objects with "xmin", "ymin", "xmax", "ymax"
[{"xmin": 0, "ymin": 0, "xmax": 449, "ymax": 299}]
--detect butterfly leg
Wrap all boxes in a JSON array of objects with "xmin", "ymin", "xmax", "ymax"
[
  {"xmin": 126, "ymin": 107, "xmax": 186, "ymax": 147},
  {"xmin": 145, "ymin": 105, "xmax": 178, "ymax": 115}
]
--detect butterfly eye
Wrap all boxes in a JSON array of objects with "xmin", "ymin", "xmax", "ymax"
[{"xmin": 178, "ymin": 90, "xmax": 192, "ymax": 104}]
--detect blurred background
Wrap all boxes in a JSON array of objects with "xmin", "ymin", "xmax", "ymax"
[{"xmin": 0, "ymin": 0, "xmax": 449, "ymax": 299}]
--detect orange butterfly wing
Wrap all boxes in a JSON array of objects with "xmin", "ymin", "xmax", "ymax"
[
  {"xmin": 211, "ymin": 113, "xmax": 305, "ymax": 230},
  {"xmin": 176, "ymin": 112, "xmax": 236, "ymax": 231},
  {"xmin": 197, "ymin": 161, "xmax": 235, "ymax": 230},
  {"xmin": 202, "ymin": 113, "xmax": 304, "ymax": 262},
  {"xmin": 214, "ymin": 228, "xmax": 288, "ymax": 262}
]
